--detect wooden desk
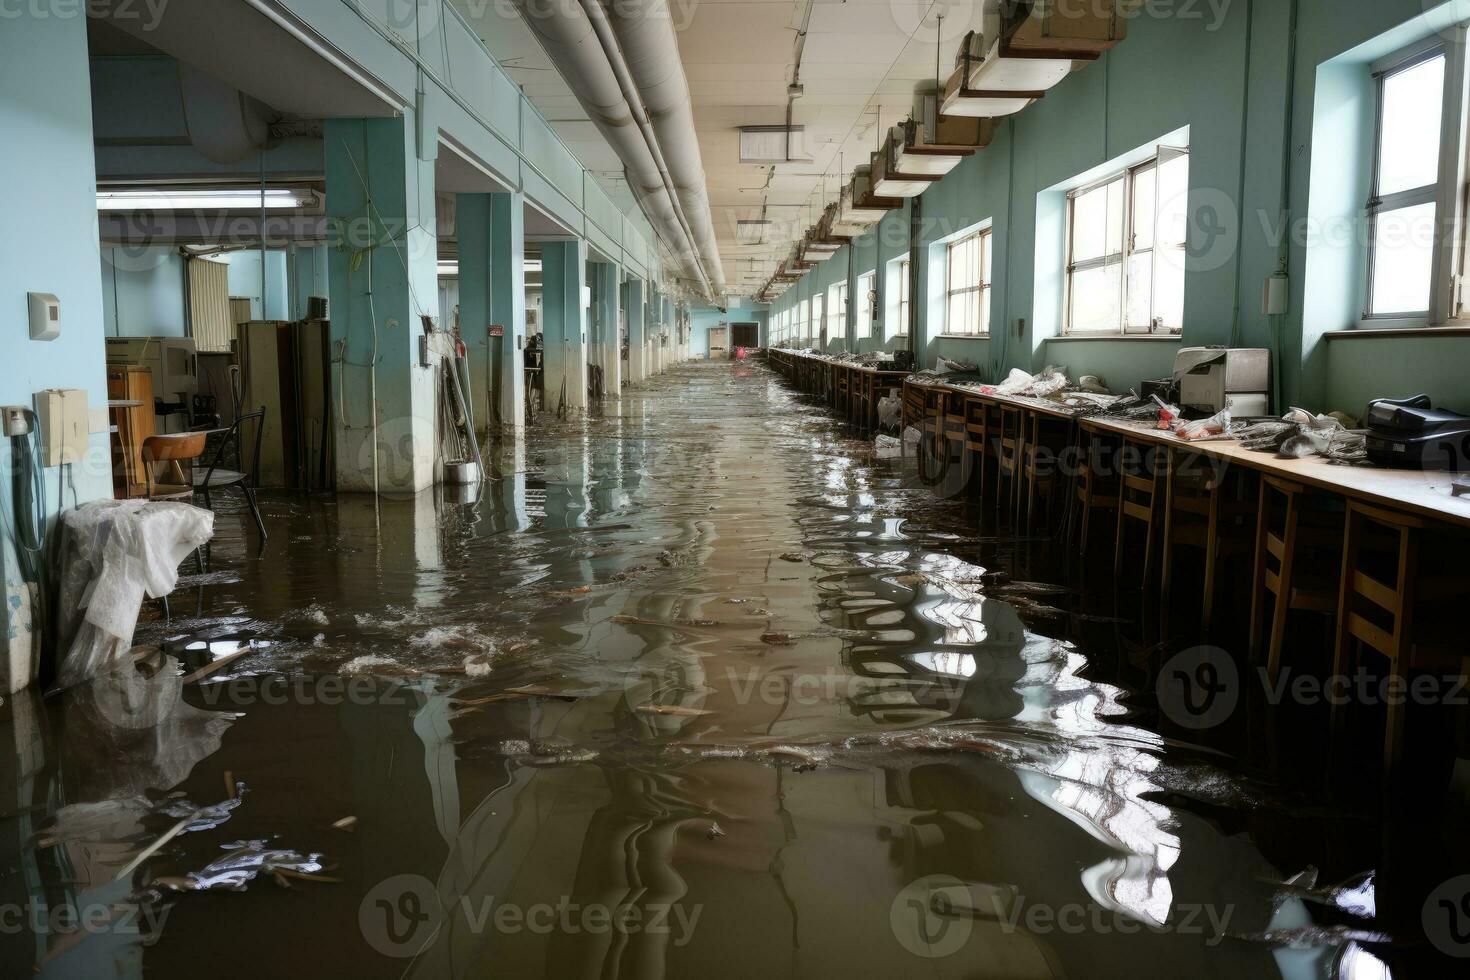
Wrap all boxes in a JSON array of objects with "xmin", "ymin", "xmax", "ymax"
[{"xmin": 1081, "ymin": 416, "xmax": 1470, "ymax": 531}]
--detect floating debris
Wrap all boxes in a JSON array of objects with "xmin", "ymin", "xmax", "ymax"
[
  {"xmin": 146, "ymin": 839, "xmax": 331, "ymax": 893},
  {"xmin": 634, "ymin": 704, "xmax": 713, "ymax": 717},
  {"xmin": 760, "ymin": 632, "xmax": 796, "ymax": 646},
  {"xmin": 706, "ymin": 821, "xmax": 725, "ymax": 840}
]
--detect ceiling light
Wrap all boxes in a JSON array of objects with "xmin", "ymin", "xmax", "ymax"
[{"xmin": 96, "ymin": 188, "xmax": 317, "ymax": 211}]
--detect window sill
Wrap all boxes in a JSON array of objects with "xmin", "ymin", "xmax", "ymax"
[
  {"xmin": 1046, "ymin": 334, "xmax": 1184, "ymax": 342},
  {"xmin": 1325, "ymin": 325, "xmax": 1470, "ymax": 339},
  {"xmin": 934, "ymin": 333, "xmax": 991, "ymax": 340}
]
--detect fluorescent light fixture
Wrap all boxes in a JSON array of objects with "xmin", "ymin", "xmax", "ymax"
[
  {"xmin": 96, "ymin": 188, "xmax": 316, "ymax": 211},
  {"xmin": 437, "ymin": 259, "xmax": 544, "ymax": 277}
]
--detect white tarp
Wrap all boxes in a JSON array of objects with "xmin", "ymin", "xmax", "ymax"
[{"xmin": 54, "ymin": 500, "xmax": 214, "ymax": 690}]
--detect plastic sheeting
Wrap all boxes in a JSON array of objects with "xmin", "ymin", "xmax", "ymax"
[{"xmin": 54, "ymin": 500, "xmax": 214, "ymax": 690}]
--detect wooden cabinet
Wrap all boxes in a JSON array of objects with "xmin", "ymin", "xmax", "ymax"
[{"xmin": 107, "ymin": 365, "xmax": 154, "ymax": 498}]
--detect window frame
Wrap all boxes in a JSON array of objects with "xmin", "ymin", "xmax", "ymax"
[
  {"xmin": 1063, "ymin": 149, "xmax": 1188, "ymax": 335},
  {"xmin": 943, "ymin": 227, "xmax": 992, "ymax": 337},
  {"xmin": 827, "ymin": 281, "xmax": 847, "ymax": 343},
  {"xmin": 1361, "ymin": 36, "xmax": 1466, "ymax": 325},
  {"xmin": 856, "ymin": 271, "xmax": 876, "ymax": 339},
  {"xmin": 893, "ymin": 257, "xmax": 911, "ymax": 339}
]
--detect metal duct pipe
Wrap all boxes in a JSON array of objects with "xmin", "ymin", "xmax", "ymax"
[
  {"xmin": 178, "ymin": 63, "xmax": 271, "ymax": 164},
  {"xmin": 511, "ymin": 0, "xmax": 711, "ymax": 296},
  {"xmin": 603, "ymin": 0, "xmax": 727, "ymax": 296}
]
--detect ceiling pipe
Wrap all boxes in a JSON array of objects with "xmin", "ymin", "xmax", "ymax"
[
  {"xmin": 511, "ymin": 0, "xmax": 714, "ymax": 299},
  {"xmin": 576, "ymin": 0, "xmax": 716, "ymax": 299},
  {"xmin": 601, "ymin": 0, "xmax": 727, "ymax": 297}
]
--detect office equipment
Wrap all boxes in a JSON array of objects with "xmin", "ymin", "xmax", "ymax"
[
  {"xmin": 35, "ymin": 388, "xmax": 89, "ymax": 467},
  {"xmin": 1365, "ymin": 395, "xmax": 1470, "ymax": 470},
  {"xmin": 235, "ymin": 319, "xmax": 333, "ymax": 489},
  {"xmin": 1174, "ymin": 347, "xmax": 1270, "ymax": 415},
  {"xmin": 28, "ymin": 292, "xmax": 60, "ymax": 341}
]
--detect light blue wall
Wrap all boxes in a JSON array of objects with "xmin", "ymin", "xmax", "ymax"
[
  {"xmin": 690, "ymin": 303, "xmax": 768, "ymax": 358},
  {"xmin": 224, "ymin": 250, "xmax": 291, "ymax": 321},
  {"xmin": 2, "ymin": 13, "xmax": 115, "ymax": 670},
  {"xmin": 771, "ymin": 0, "xmax": 1470, "ymax": 408},
  {"xmin": 1, "ymin": 15, "xmax": 113, "ymax": 499},
  {"xmin": 101, "ymin": 245, "xmax": 188, "ymax": 337}
]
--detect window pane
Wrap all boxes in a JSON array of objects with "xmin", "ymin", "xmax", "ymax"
[
  {"xmin": 1072, "ymin": 184, "xmax": 1109, "ymax": 262},
  {"xmin": 979, "ymin": 286, "xmax": 991, "ymax": 335},
  {"xmin": 1132, "ymin": 166, "xmax": 1157, "ymax": 251},
  {"xmin": 1125, "ymin": 252, "xmax": 1153, "ymax": 328},
  {"xmin": 981, "ymin": 232, "xmax": 992, "ymax": 287},
  {"xmin": 1378, "ymin": 55, "xmax": 1445, "ymax": 197},
  {"xmin": 1157, "ymin": 154, "xmax": 1189, "ymax": 248},
  {"xmin": 1070, "ymin": 262, "xmax": 1122, "ymax": 331},
  {"xmin": 1371, "ymin": 201, "xmax": 1437, "ymax": 315},
  {"xmin": 1154, "ymin": 248, "xmax": 1185, "ymax": 331}
]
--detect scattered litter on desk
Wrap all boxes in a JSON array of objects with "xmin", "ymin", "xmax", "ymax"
[{"xmin": 1176, "ymin": 409, "xmax": 1231, "ymax": 441}]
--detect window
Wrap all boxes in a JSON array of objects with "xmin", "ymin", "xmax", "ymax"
[
  {"xmin": 890, "ymin": 257, "xmax": 911, "ymax": 338},
  {"xmin": 945, "ymin": 228, "xmax": 992, "ymax": 335},
  {"xmin": 856, "ymin": 271, "xmax": 875, "ymax": 338},
  {"xmin": 811, "ymin": 294, "xmax": 824, "ymax": 345},
  {"xmin": 827, "ymin": 282, "xmax": 846, "ymax": 341},
  {"xmin": 796, "ymin": 299, "xmax": 808, "ymax": 345},
  {"xmin": 1065, "ymin": 147, "xmax": 1188, "ymax": 333},
  {"xmin": 1365, "ymin": 45, "xmax": 1449, "ymax": 320}
]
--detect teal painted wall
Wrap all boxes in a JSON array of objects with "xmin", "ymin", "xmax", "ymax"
[
  {"xmin": 690, "ymin": 303, "xmax": 769, "ymax": 358},
  {"xmin": 2, "ymin": 14, "xmax": 115, "ymax": 674},
  {"xmin": 771, "ymin": 0, "xmax": 1470, "ymax": 408},
  {"xmin": 101, "ymin": 246, "xmax": 188, "ymax": 337}
]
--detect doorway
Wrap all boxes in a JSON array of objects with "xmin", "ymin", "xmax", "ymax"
[{"xmin": 708, "ymin": 325, "xmax": 728, "ymax": 359}]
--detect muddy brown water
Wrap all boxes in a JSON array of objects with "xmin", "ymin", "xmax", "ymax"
[{"xmin": 2, "ymin": 360, "xmax": 1464, "ymax": 977}]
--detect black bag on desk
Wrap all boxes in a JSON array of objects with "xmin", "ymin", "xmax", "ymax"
[{"xmin": 1365, "ymin": 394, "xmax": 1470, "ymax": 470}]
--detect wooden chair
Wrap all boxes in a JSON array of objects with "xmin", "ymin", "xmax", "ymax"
[
  {"xmin": 996, "ymin": 405, "xmax": 1024, "ymax": 520},
  {"xmin": 1160, "ymin": 449, "xmax": 1253, "ymax": 631},
  {"xmin": 1113, "ymin": 437, "xmax": 1165, "ymax": 582},
  {"xmin": 141, "ymin": 432, "xmax": 208, "ymax": 501},
  {"xmin": 962, "ymin": 395, "xmax": 990, "ymax": 501},
  {"xmin": 1021, "ymin": 412, "xmax": 1070, "ymax": 532},
  {"xmin": 1248, "ymin": 475, "xmax": 1341, "ymax": 681},
  {"xmin": 1074, "ymin": 427, "xmax": 1119, "ymax": 553},
  {"xmin": 1331, "ymin": 501, "xmax": 1462, "ymax": 772}
]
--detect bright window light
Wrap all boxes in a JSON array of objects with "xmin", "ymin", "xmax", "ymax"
[
  {"xmin": 96, "ymin": 188, "xmax": 315, "ymax": 211},
  {"xmin": 436, "ymin": 259, "xmax": 544, "ymax": 277}
]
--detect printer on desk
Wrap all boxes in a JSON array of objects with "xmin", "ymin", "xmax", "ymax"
[
  {"xmin": 1365, "ymin": 395, "xmax": 1470, "ymax": 470},
  {"xmin": 1174, "ymin": 346, "xmax": 1271, "ymax": 416}
]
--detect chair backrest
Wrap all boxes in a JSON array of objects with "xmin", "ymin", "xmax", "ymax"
[
  {"xmin": 141, "ymin": 432, "xmax": 207, "ymax": 463},
  {"xmin": 204, "ymin": 406, "xmax": 268, "ymax": 488}
]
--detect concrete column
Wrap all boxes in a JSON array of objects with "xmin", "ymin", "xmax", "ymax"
[
  {"xmin": 591, "ymin": 261, "xmax": 621, "ymax": 396},
  {"xmin": 326, "ymin": 115, "xmax": 439, "ymax": 493},
  {"xmin": 625, "ymin": 278, "xmax": 647, "ymax": 384},
  {"xmin": 541, "ymin": 239, "xmax": 588, "ymax": 412},
  {"xmin": 458, "ymin": 191, "xmax": 525, "ymax": 433}
]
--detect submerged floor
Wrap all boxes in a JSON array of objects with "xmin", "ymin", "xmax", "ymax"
[{"xmin": 3, "ymin": 360, "xmax": 1464, "ymax": 977}]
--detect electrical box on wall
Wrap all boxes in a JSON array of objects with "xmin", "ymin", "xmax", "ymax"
[
  {"xmin": 28, "ymin": 292, "xmax": 60, "ymax": 341},
  {"xmin": 35, "ymin": 389, "xmax": 89, "ymax": 467}
]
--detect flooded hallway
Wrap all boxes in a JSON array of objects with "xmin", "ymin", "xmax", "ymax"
[
  {"xmin": 7, "ymin": 1, "xmax": 1470, "ymax": 977},
  {"xmin": 5, "ymin": 361, "xmax": 1466, "ymax": 976}
]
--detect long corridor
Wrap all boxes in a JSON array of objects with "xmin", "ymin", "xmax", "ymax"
[{"xmin": 2, "ymin": 361, "xmax": 1413, "ymax": 977}]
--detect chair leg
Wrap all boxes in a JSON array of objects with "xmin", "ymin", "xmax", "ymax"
[
  {"xmin": 1384, "ymin": 527, "xmax": 1418, "ymax": 776},
  {"xmin": 1160, "ymin": 458, "xmax": 1176, "ymax": 602},
  {"xmin": 1248, "ymin": 479, "xmax": 1270, "ymax": 662},
  {"xmin": 1267, "ymin": 499, "xmax": 1299, "ymax": 682},
  {"xmin": 1202, "ymin": 483, "xmax": 1221, "ymax": 631},
  {"xmin": 1330, "ymin": 508, "xmax": 1361, "ymax": 739},
  {"xmin": 242, "ymin": 484, "xmax": 268, "ymax": 542}
]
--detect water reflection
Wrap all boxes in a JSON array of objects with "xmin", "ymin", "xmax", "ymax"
[{"xmin": 2, "ymin": 362, "xmax": 1454, "ymax": 976}]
